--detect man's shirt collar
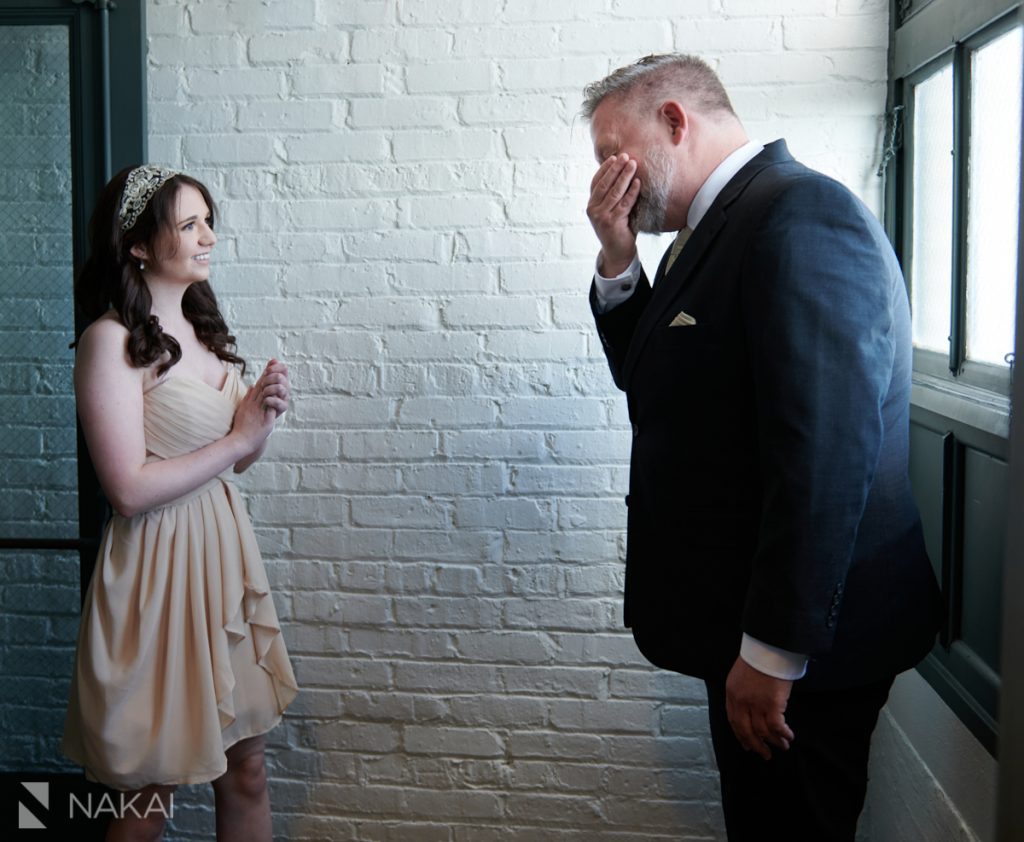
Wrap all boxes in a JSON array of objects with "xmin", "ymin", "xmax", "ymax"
[{"xmin": 687, "ymin": 140, "xmax": 764, "ymax": 231}]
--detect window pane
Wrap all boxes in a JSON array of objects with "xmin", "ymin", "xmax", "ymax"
[
  {"xmin": 0, "ymin": 550, "xmax": 81, "ymax": 774},
  {"xmin": 966, "ymin": 26, "xmax": 1023, "ymax": 367},
  {"xmin": 0, "ymin": 26, "xmax": 80, "ymax": 777},
  {"xmin": 910, "ymin": 63, "xmax": 955, "ymax": 355},
  {"xmin": 0, "ymin": 25, "xmax": 77, "ymax": 539}
]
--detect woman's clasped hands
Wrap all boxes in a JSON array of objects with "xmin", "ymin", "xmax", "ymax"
[{"xmin": 232, "ymin": 358, "xmax": 290, "ymax": 454}]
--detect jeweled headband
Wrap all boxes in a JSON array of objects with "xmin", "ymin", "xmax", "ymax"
[{"xmin": 118, "ymin": 165, "xmax": 180, "ymax": 232}]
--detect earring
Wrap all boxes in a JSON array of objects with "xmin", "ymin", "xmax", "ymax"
[{"xmin": 139, "ymin": 261, "xmax": 145, "ymax": 272}]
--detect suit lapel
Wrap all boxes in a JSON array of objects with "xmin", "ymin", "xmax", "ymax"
[{"xmin": 619, "ymin": 141, "xmax": 793, "ymax": 387}]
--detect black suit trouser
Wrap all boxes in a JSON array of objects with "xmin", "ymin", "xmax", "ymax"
[{"xmin": 704, "ymin": 673, "xmax": 895, "ymax": 842}]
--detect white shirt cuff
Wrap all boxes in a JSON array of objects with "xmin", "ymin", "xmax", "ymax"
[
  {"xmin": 740, "ymin": 633, "xmax": 808, "ymax": 680},
  {"xmin": 593, "ymin": 253, "xmax": 641, "ymax": 314}
]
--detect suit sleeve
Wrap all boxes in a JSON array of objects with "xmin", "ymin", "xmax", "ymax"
[
  {"xmin": 739, "ymin": 176, "xmax": 896, "ymax": 655},
  {"xmin": 590, "ymin": 271, "xmax": 652, "ymax": 391}
]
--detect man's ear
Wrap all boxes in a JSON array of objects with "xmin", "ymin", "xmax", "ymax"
[{"xmin": 659, "ymin": 100, "xmax": 688, "ymax": 144}]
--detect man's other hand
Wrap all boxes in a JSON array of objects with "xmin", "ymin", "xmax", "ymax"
[
  {"xmin": 587, "ymin": 153, "xmax": 640, "ymax": 276},
  {"xmin": 725, "ymin": 656, "xmax": 795, "ymax": 760}
]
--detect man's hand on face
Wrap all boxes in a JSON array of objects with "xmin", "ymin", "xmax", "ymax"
[
  {"xmin": 587, "ymin": 153, "xmax": 641, "ymax": 277},
  {"xmin": 725, "ymin": 656, "xmax": 795, "ymax": 761}
]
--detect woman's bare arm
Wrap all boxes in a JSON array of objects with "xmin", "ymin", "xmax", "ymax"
[{"xmin": 75, "ymin": 318, "xmax": 275, "ymax": 517}]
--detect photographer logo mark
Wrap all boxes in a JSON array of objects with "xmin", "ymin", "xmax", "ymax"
[{"xmin": 18, "ymin": 782, "xmax": 48, "ymax": 830}]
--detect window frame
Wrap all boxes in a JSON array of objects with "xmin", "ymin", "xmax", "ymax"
[
  {"xmin": 901, "ymin": 11, "xmax": 1020, "ymax": 394},
  {"xmin": 887, "ymin": 0, "xmax": 1022, "ymax": 756},
  {"xmin": 0, "ymin": 0, "xmax": 147, "ymax": 591}
]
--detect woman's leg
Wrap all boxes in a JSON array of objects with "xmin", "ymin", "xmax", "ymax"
[
  {"xmin": 105, "ymin": 784, "xmax": 176, "ymax": 842},
  {"xmin": 211, "ymin": 735, "xmax": 272, "ymax": 842}
]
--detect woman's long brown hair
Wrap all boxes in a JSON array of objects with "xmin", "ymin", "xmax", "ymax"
[{"xmin": 73, "ymin": 166, "xmax": 246, "ymax": 376}]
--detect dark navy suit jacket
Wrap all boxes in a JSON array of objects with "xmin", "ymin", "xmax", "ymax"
[{"xmin": 592, "ymin": 140, "xmax": 941, "ymax": 690}]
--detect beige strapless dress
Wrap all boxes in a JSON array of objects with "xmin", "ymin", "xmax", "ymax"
[{"xmin": 62, "ymin": 368, "xmax": 298, "ymax": 791}]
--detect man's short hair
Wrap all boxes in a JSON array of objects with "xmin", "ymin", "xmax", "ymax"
[{"xmin": 581, "ymin": 53, "xmax": 736, "ymax": 122}]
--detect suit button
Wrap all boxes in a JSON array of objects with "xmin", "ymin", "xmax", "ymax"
[{"xmin": 631, "ymin": 423, "xmax": 639, "ymax": 438}]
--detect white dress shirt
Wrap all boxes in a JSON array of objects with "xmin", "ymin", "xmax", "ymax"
[{"xmin": 592, "ymin": 141, "xmax": 808, "ymax": 681}]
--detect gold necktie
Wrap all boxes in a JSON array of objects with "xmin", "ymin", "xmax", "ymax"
[{"xmin": 665, "ymin": 227, "xmax": 692, "ymax": 272}]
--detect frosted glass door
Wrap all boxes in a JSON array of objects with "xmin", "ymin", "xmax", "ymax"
[{"xmin": 0, "ymin": 24, "xmax": 77, "ymax": 540}]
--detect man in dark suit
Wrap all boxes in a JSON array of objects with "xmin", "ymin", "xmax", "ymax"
[{"xmin": 582, "ymin": 54, "xmax": 941, "ymax": 840}]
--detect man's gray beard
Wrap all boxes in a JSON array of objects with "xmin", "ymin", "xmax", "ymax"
[{"xmin": 629, "ymin": 147, "xmax": 674, "ymax": 235}]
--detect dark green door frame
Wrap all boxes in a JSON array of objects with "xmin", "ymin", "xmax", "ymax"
[
  {"xmin": 996, "ymin": 9, "xmax": 1024, "ymax": 839},
  {"xmin": 0, "ymin": 0, "xmax": 146, "ymax": 590},
  {"xmin": 887, "ymin": 0, "xmax": 1024, "ymax": 834},
  {"xmin": 884, "ymin": 0, "xmax": 1021, "ymax": 757}
]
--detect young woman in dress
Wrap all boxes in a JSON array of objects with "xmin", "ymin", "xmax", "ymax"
[{"xmin": 63, "ymin": 166, "xmax": 299, "ymax": 842}]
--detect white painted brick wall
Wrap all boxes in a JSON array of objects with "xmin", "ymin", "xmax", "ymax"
[{"xmin": 145, "ymin": 0, "xmax": 889, "ymax": 838}]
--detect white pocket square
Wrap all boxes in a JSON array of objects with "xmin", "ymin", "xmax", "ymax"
[{"xmin": 669, "ymin": 310, "xmax": 697, "ymax": 327}]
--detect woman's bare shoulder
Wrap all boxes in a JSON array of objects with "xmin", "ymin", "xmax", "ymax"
[
  {"xmin": 75, "ymin": 312, "xmax": 135, "ymax": 375},
  {"xmin": 79, "ymin": 311, "xmax": 128, "ymax": 346}
]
